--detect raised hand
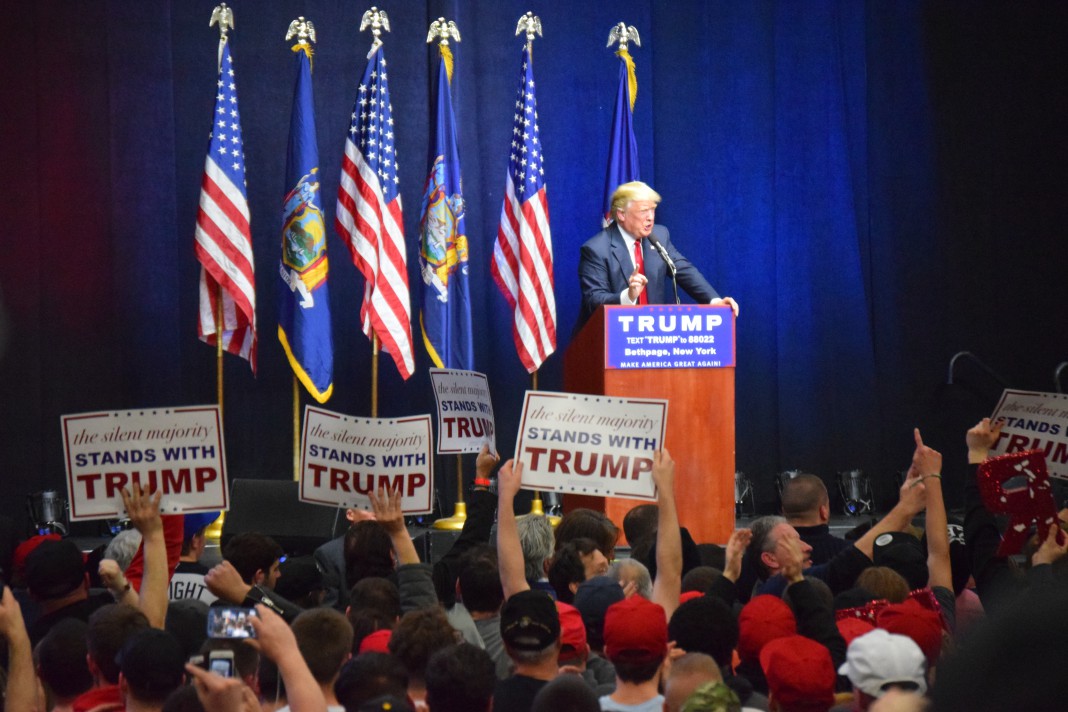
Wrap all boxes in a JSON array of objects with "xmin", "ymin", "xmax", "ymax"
[
  {"xmin": 122, "ymin": 483, "xmax": 163, "ymax": 538},
  {"xmin": 652, "ymin": 447, "xmax": 676, "ymax": 496},
  {"xmin": 498, "ymin": 459, "xmax": 523, "ymax": 503},
  {"xmin": 723, "ymin": 528, "xmax": 752, "ymax": 583},
  {"xmin": 911, "ymin": 428, "xmax": 943, "ymax": 478},
  {"xmin": 966, "ymin": 418, "xmax": 1004, "ymax": 463},
  {"xmin": 475, "ymin": 443, "xmax": 500, "ymax": 479},
  {"xmin": 776, "ymin": 533, "xmax": 805, "ymax": 584},
  {"xmin": 369, "ymin": 483, "xmax": 405, "ymax": 536},
  {"xmin": 627, "ymin": 265, "xmax": 647, "ymax": 302}
]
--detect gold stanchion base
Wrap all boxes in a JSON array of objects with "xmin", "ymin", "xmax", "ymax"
[
  {"xmin": 526, "ymin": 497, "xmax": 561, "ymax": 527},
  {"xmin": 433, "ymin": 501, "xmax": 467, "ymax": 530},
  {"xmin": 204, "ymin": 511, "xmax": 225, "ymax": 542}
]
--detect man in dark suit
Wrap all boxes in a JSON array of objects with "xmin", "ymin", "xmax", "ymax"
[
  {"xmin": 578, "ymin": 181, "xmax": 738, "ymax": 325},
  {"xmin": 313, "ymin": 507, "xmax": 372, "ymax": 611}
]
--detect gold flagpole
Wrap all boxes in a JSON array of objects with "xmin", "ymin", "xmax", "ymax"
[
  {"xmin": 526, "ymin": 367, "xmax": 558, "ymax": 524},
  {"xmin": 293, "ymin": 377, "xmax": 300, "ymax": 480},
  {"xmin": 205, "ymin": 3, "xmax": 235, "ymax": 543},
  {"xmin": 430, "ymin": 15, "xmax": 467, "ymax": 532},
  {"xmin": 371, "ymin": 335, "xmax": 379, "ymax": 417},
  {"xmin": 216, "ymin": 292, "xmax": 225, "ymax": 414},
  {"xmin": 433, "ymin": 453, "xmax": 467, "ymax": 530},
  {"xmin": 528, "ymin": 369, "xmax": 547, "ymax": 516},
  {"xmin": 284, "ymin": 15, "xmax": 319, "ymax": 484},
  {"xmin": 206, "ymin": 286, "xmax": 229, "ymax": 538},
  {"xmin": 456, "ymin": 453, "xmax": 465, "ymax": 509}
]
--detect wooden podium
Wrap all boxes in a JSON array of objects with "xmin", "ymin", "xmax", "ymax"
[{"xmin": 563, "ymin": 305, "xmax": 735, "ymax": 544}]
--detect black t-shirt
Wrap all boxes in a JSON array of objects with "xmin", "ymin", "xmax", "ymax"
[
  {"xmin": 493, "ymin": 674, "xmax": 549, "ymax": 712},
  {"xmin": 795, "ymin": 524, "xmax": 852, "ymax": 566}
]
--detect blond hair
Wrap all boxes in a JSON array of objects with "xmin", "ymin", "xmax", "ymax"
[{"xmin": 610, "ymin": 181, "xmax": 661, "ymax": 218}]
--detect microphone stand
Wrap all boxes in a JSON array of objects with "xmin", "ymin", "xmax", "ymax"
[{"xmin": 647, "ymin": 236, "xmax": 680, "ymax": 305}]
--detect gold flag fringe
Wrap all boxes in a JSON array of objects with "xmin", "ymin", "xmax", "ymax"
[
  {"xmin": 441, "ymin": 44, "xmax": 454, "ymax": 83},
  {"xmin": 292, "ymin": 43, "xmax": 314, "ymax": 71},
  {"xmin": 617, "ymin": 48, "xmax": 637, "ymax": 110}
]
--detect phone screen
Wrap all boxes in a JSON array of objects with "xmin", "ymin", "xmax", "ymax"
[
  {"xmin": 208, "ymin": 657, "xmax": 234, "ymax": 677},
  {"xmin": 206, "ymin": 607, "xmax": 257, "ymax": 639}
]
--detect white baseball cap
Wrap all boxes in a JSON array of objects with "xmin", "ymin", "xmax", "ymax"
[{"xmin": 838, "ymin": 628, "xmax": 928, "ymax": 697}]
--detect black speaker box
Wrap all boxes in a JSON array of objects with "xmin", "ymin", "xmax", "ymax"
[
  {"xmin": 221, "ymin": 479, "xmax": 343, "ymax": 557},
  {"xmin": 412, "ymin": 528, "xmax": 460, "ymax": 565}
]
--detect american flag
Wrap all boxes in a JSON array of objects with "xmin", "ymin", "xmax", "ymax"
[
  {"xmin": 194, "ymin": 40, "xmax": 257, "ymax": 370},
  {"xmin": 336, "ymin": 46, "xmax": 414, "ymax": 380},
  {"xmin": 491, "ymin": 45, "xmax": 556, "ymax": 373}
]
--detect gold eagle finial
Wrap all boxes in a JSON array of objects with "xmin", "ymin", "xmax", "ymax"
[
  {"xmin": 209, "ymin": 4, "xmax": 235, "ymax": 71},
  {"xmin": 360, "ymin": 7, "xmax": 391, "ymax": 57},
  {"xmin": 607, "ymin": 22, "xmax": 641, "ymax": 52},
  {"xmin": 285, "ymin": 16, "xmax": 317, "ymax": 46},
  {"xmin": 427, "ymin": 17, "xmax": 461, "ymax": 46},
  {"xmin": 210, "ymin": 4, "xmax": 234, "ymax": 36},
  {"xmin": 515, "ymin": 12, "xmax": 543, "ymax": 49}
]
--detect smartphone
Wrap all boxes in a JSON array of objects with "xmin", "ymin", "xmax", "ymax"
[
  {"xmin": 206, "ymin": 607, "xmax": 257, "ymax": 639},
  {"xmin": 208, "ymin": 650, "xmax": 235, "ymax": 678}
]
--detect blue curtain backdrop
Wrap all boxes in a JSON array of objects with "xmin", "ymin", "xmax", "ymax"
[{"xmin": 1, "ymin": 0, "xmax": 1066, "ymax": 529}]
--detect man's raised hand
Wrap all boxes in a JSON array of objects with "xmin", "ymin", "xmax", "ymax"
[
  {"xmin": 627, "ymin": 265, "xmax": 647, "ymax": 302},
  {"xmin": 498, "ymin": 459, "xmax": 523, "ymax": 503},
  {"xmin": 966, "ymin": 418, "xmax": 1004, "ymax": 464}
]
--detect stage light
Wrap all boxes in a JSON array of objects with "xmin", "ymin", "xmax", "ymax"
[
  {"xmin": 775, "ymin": 469, "xmax": 803, "ymax": 499},
  {"xmin": 27, "ymin": 490, "xmax": 68, "ymax": 536},
  {"xmin": 542, "ymin": 491, "xmax": 562, "ymax": 518},
  {"xmin": 735, "ymin": 471, "xmax": 755, "ymax": 517},
  {"xmin": 837, "ymin": 469, "xmax": 873, "ymax": 516}
]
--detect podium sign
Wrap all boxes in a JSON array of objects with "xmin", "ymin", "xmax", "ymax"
[
  {"xmin": 564, "ymin": 305, "xmax": 736, "ymax": 544},
  {"xmin": 604, "ymin": 305, "xmax": 735, "ymax": 369}
]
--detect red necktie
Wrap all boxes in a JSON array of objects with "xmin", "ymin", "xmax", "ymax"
[{"xmin": 634, "ymin": 239, "xmax": 648, "ymax": 305}]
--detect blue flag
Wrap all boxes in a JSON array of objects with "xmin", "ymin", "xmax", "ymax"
[
  {"xmin": 419, "ymin": 50, "xmax": 473, "ymax": 370},
  {"xmin": 602, "ymin": 50, "xmax": 641, "ymax": 225},
  {"xmin": 278, "ymin": 45, "xmax": 333, "ymax": 402}
]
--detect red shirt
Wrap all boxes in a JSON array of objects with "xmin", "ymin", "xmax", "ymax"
[{"xmin": 72, "ymin": 684, "xmax": 123, "ymax": 712}]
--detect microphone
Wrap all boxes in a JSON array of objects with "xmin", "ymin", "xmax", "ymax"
[{"xmin": 646, "ymin": 235, "xmax": 676, "ymax": 275}]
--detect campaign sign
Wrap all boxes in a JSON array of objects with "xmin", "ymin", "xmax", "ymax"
[
  {"xmin": 989, "ymin": 390, "xmax": 1068, "ymax": 480},
  {"xmin": 604, "ymin": 304, "xmax": 735, "ymax": 370},
  {"xmin": 429, "ymin": 369, "xmax": 496, "ymax": 455},
  {"xmin": 62, "ymin": 406, "xmax": 227, "ymax": 521},
  {"xmin": 514, "ymin": 391, "xmax": 668, "ymax": 501},
  {"xmin": 299, "ymin": 407, "xmax": 434, "ymax": 514}
]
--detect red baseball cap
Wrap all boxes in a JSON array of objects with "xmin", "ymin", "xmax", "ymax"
[
  {"xmin": 678, "ymin": 590, "xmax": 704, "ymax": 605},
  {"xmin": 358, "ymin": 629, "xmax": 393, "ymax": 655},
  {"xmin": 876, "ymin": 599, "xmax": 943, "ymax": 665},
  {"xmin": 836, "ymin": 617, "xmax": 876, "ymax": 647},
  {"xmin": 760, "ymin": 635, "xmax": 836, "ymax": 712},
  {"xmin": 556, "ymin": 601, "xmax": 589, "ymax": 664},
  {"xmin": 12, "ymin": 534, "xmax": 62, "ymax": 583},
  {"xmin": 603, "ymin": 596, "xmax": 667, "ymax": 664},
  {"xmin": 737, "ymin": 595, "xmax": 797, "ymax": 662}
]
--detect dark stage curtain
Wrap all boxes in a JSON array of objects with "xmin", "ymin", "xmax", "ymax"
[{"xmin": 1, "ymin": 0, "xmax": 1065, "ymax": 529}]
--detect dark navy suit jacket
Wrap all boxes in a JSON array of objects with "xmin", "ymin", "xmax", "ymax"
[{"xmin": 578, "ymin": 222, "xmax": 719, "ymax": 325}]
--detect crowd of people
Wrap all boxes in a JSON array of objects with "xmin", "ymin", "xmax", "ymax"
[{"xmin": 1, "ymin": 418, "xmax": 1067, "ymax": 712}]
